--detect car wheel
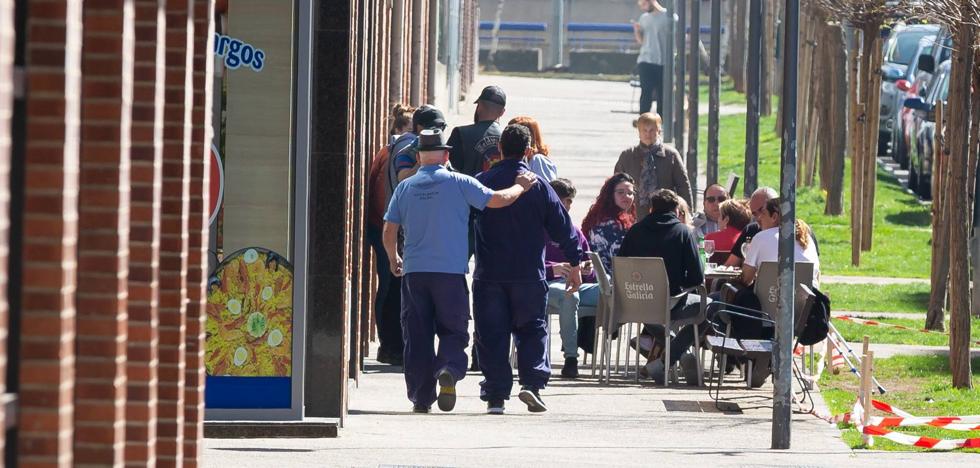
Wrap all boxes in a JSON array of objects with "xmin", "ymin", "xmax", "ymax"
[
  {"xmin": 893, "ymin": 130, "xmax": 905, "ymax": 168},
  {"xmin": 909, "ymin": 164, "xmax": 919, "ymax": 192}
]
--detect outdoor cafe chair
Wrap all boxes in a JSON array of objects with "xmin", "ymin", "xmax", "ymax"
[
  {"xmin": 705, "ymin": 271, "xmax": 819, "ymax": 410},
  {"xmin": 598, "ymin": 256, "xmax": 707, "ymax": 386}
]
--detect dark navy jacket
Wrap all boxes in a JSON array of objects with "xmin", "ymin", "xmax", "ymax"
[{"xmin": 474, "ymin": 158, "xmax": 582, "ymax": 282}]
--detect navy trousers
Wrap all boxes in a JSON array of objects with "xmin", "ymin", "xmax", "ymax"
[
  {"xmin": 366, "ymin": 224, "xmax": 403, "ymax": 356},
  {"xmin": 473, "ymin": 280, "xmax": 549, "ymax": 401},
  {"xmin": 401, "ymin": 272, "xmax": 470, "ymax": 407}
]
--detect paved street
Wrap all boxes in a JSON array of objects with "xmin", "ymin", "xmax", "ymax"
[{"xmin": 202, "ymin": 75, "xmax": 978, "ymax": 467}]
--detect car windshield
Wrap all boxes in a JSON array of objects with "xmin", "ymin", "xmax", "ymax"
[{"xmin": 885, "ymin": 30, "xmax": 933, "ymax": 64}]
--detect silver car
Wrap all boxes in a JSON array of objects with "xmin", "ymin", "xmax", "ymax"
[{"xmin": 878, "ymin": 24, "xmax": 940, "ymax": 156}]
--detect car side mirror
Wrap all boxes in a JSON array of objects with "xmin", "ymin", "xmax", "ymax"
[
  {"xmin": 904, "ymin": 96, "xmax": 932, "ymax": 111},
  {"xmin": 918, "ymin": 54, "xmax": 935, "ymax": 74},
  {"xmin": 896, "ymin": 79, "xmax": 911, "ymax": 92}
]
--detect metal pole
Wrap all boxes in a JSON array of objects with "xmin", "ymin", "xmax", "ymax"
[
  {"xmin": 744, "ymin": 0, "xmax": 762, "ymax": 197},
  {"xmin": 686, "ymin": 0, "xmax": 700, "ymax": 202},
  {"xmin": 390, "ymin": 0, "xmax": 406, "ymax": 105},
  {"xmin": 410, "ymin": 0, "xmax": 425, "ymax": 105},
  {"xmin": 427, "ymin": 0, "xmax": 439, "ymax": 101},
  {"xmin": 663, "ymin": 0, "xmax": 675, "ymax": 141},
  {"xmin": 448, "ymin": 0, "xmax": 461, "ymax": 111},
  {"xmin": 551, "ymin": 0, "xmax": 564, "ymax": 67},
  {"xmin": 708, "ymin": 0, "xmax": 721, "ymax": 186},
  {"xmin": 773, "ymin": 0, "xmax": 798, "ymax": 450},
  {"xmin": 674, "ymin": 0, "xmax": 686, "ymax": 157}
]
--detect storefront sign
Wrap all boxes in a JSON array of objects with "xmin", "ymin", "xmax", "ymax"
[
  {"xmin": 206, "ymin": 247, "xmax": 293, "ymax": 408},
  {"xmin": 214, "ymin": 33, "xmax": 266, "ymax": 71}
]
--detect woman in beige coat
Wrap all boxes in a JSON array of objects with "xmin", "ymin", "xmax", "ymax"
[{"xmin": 614, "ymin": 112, "xmax": 692, "ymax": 218}]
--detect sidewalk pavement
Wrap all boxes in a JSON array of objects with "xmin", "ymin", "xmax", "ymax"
[{"xmin": 204, "ymin": 344, "xmax": 979, "ymax": 467}]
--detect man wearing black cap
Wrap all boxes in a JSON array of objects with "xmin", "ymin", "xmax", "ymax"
[
  {"xmin": 388, "ymin": 104, "xmax": 448, "ymax": 194},
  {"xmin": 447, "ymin": 85, "xmax": 507, "ymax": 177},
  {"xmin": 383, "ymin": 128, "xmax": 537, "ymax": 414}
]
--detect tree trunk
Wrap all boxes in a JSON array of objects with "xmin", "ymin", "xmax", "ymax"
[
  {"xmin": 861, "ymin": 29, "xmax": 882, "ymax": 252},
  {"xmin": 927, "ymin": 101, "xmax": 948, "ymax": 331},
  {"xmin": 823, "ymin": 23, "xmax": 846, "ymax": 216},
  {"xmin": 761, "ymin": 0, "xmax": 774, "ymax": 117},
  {"xmin": 849, "ymin": 28, "xmax": 863, "ymax": 266},
  {"xmin": 946, "ymin": 20, "xmax": 974, "ymax": 390}
]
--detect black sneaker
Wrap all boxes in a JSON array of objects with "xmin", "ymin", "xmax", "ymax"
[
  {"xmin": 518, "ymin": 386, "xmax": 547, "ymax": 413},
  {"xmin": 436, "ymin": 369, "xmax": 457, "ymax": 412},
  {"xmin": 560, "ymin": 357, "xmax": 579, "ymax": 379},
  {"xmin": 412, "ymin": 404, "xmax": 430, "ymax": 414},
  {"xmin": 487, "ymin": 399, "xmax": 505, "ymax": 415}
]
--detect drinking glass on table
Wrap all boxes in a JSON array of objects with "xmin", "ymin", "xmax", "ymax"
[{"xmin": 703, "ymin": 239, "xmax": 715, "ymax": 258}]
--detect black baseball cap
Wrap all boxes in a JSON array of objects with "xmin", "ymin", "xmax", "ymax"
[
  {"xmin": 412, "ymin": 105, "xmax": 447, "ymax": 130},
  {"xmin": 474, "ymin": 85, "xmax": 506, "ymax": 106},
  {"xmin": 417, "ymin": 128, "xmax": 452, "ymax": 151}
]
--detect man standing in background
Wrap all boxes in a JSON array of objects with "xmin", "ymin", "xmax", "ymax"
[{"xmin": 632, "ymin": 0, "xmax": 671, "ymax": 114}]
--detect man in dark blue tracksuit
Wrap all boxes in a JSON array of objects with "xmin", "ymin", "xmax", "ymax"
[{"xmin": 473, "ymin": 124, "xmax": 583, "ymax": 414}]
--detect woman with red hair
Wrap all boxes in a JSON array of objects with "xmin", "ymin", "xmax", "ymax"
[
  {"xmin": 582, "ymin": 173, "xmax": 638, "ymax": 273},
  {"xmin": 508, "ymin": 116, "xmax": 558, "ymax": 182}
]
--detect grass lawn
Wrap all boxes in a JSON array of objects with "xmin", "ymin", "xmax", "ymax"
[
  {"xmin": 831, "ymin": 316, "xmax": 980, "ymax": 347},
  {"xmin": 822, "ymin": 283, "xmax": 930, "ymax": 313},
  {"xmin": 820, "ymin": 355, "xmax": 980, "ymax": 452},
  {"xmin": 700, "ymin": 107, "xmax": 933, "ymax": 278}
]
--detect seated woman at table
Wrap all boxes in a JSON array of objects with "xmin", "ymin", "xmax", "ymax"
[
  {"xmin": 705, "ymin": 198, "xmax": 752, "ymax": 264},
  {"xmin": 582, "ymin": 173, "xmax": 637, "ymax": 275},
  {"xmin": 545, "ymin": 178, "xmax": 599, "ymax": 379},
  {"xmin": 740, "ymin": 197, "xmax": 820, "ymax": 286}
]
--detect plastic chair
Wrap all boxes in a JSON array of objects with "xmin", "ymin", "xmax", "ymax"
[{"xmin": 601, "ymin": 256, "xmax": 707, "ymax": 386}]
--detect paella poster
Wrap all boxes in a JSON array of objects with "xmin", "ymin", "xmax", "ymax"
[{"xmin": 206, "ymin": 247, "xmax": 293, "ymax": 408}]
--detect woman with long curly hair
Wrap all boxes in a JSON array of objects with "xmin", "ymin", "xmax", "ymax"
[
  {"xmin": 508, "ymin": 115, "xmax": 558, "ymax": 182},
  {"xmin": 582, "ymin": 173, "xmax": 638, "ymax": 273}
]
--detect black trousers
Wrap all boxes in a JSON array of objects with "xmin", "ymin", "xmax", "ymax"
[{"xmin": 638, "ymin": 61, "xmax": 664, "ymax": 115}]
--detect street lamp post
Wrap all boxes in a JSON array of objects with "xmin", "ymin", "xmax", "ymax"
[{"xmin": 773, "ymin": 0, "xmax": 799, "ymax": 450}]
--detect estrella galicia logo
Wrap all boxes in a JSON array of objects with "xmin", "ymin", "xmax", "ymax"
[{"xmin": 214, "ymin": 34, "xmax": 265, "ymax": 71}]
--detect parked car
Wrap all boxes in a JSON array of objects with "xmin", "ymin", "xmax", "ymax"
[
  {"xmin": 878, "ymin": 24, "xmax": 940, "ymax": 156},
  {"xmin": 888, "ymin": 34, "xmax": 934, "ymax": 168},
  {"xmin": 904, "ymin": 60, "xmax": 950, "ymax": 199},
  {"xmin": 896, "ymin": 27, "xmax": 952, "ymax": 169}
]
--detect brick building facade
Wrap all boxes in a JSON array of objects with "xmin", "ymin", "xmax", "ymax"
[{"xmin": 0, "ymin": 0, "xmax": 476, "ymax": 465}]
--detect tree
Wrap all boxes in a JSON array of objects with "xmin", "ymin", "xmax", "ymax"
[{"xmin": 911, "ymin": 0, "xmax": 978, "ymax": 389}]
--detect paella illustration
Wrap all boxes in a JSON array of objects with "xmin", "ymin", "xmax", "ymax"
[{"xmin": 206, "ymin": 247, "xmax": 292, "ymax": 377}]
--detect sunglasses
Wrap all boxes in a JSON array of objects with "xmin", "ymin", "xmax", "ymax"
[{"xmin": 705, "ymin": 196, "xmax": 728, "ymax": 203}]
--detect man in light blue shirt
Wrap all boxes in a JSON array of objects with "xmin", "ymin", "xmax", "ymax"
[{"xmin": 383, "ymin": 128, "xmax": 536, "ymax": 414}]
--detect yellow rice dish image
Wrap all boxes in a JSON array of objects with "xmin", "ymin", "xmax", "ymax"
[{"xmin": 206, "ymin": 247, "xmax": 293, "ymax": 377}]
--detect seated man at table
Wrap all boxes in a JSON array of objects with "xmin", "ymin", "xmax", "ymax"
[{"xmin": 618, "ymin": 189, "xmax": 711, "ymax": 385}]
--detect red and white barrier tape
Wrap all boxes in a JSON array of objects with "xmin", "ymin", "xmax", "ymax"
[
  {"xmin": 834, "ymin": 315, "xmax": 980, "ymax": 347},
  {"xmin": 816, "ymin": 398, "xmax": 980, "ymax": 450}
]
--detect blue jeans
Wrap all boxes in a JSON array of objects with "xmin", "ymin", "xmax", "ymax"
[{"xmin": 547, "ymin": 282, "xmax": 600, "ymax": 358}]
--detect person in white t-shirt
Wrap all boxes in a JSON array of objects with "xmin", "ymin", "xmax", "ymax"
[{"xmin": 740, "ymin": 197, "xmax": 820, "ymax": 285}]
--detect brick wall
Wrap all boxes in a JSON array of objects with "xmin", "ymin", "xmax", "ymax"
[
  {"xmin": 73, "ymin": 1, "xmax": 136, "ymax": 465},
  {"xmin": 157, "ymin": 0, "xmax": 195, "ymax": 464},
  {"xmin": 125, "ymin": 0, "xmax": 166, "ymax": 465},
  {"xmin": 0, "ymin": 0, "xmax": 12, "ymax": 454},
  {"xmin": 18, "ymin": 0, "xmax": 84, "ymax": 466},
  {"xmin": 183, "ymin": 1, "xmax": 214, "ymax": 465}
]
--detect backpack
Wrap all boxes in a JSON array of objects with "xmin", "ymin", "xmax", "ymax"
[{"xmin": 797, "ymin": 286, "xmax": 831, "ymax": 346}]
